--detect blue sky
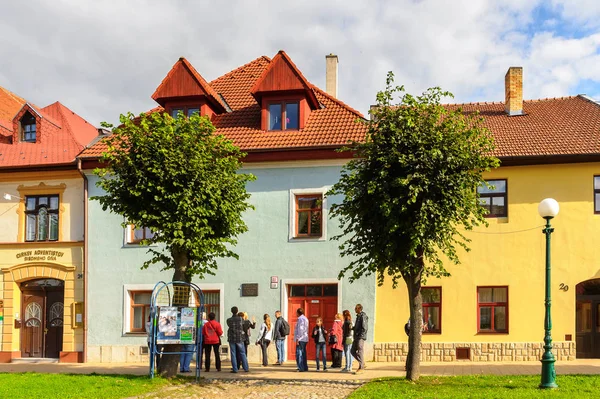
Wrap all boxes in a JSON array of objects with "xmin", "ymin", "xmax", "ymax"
[{"xmin": 0, "ymin": 0, "xmax": 599, "ymax": 126}]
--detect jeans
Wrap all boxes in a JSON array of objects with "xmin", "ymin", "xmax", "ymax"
[
  {"xmin": 315, "ymin": 342, "xmax": 327, "ymax": 370},
  {"xmin": 350, "ymin": 338, "xmax": 365, "ymax": 370},
  {"xmin": 295, "ymin": 341, "xmax": 308, "ymax": 371},
  {"xmin": 179, "ymin": 344, "xmax": 194, "ymax": 372},
  {"xmin": 343, "ymin": 342, "xmax": 353, "ymax": 371},
  {"xmin": 203, "ymin": 343, "xmax": 221, "ymax": 371},
  {"xmin": 275, "ymin": 339, "xmax": 285, "ymax": 364},
  {"xmin": 229, "ymin": 342, "xmax": 248, "ymax": 372}
]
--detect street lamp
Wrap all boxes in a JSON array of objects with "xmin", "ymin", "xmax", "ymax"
[
  {"xmin": 537, "ymin": 198, "xmax": 559, "ymax": 389},
  {"xmin": 3, "ymin": 193, "xmax": 22, "ymax": 201}
]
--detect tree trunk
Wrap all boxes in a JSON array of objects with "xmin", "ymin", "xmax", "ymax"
[
  {"xmin": 403, "ymin": 260, "xmax": 423, "ymax": 381},
  {"xmin": 157, "ymin": 247, "xmax": 191, "ymax": 378}
]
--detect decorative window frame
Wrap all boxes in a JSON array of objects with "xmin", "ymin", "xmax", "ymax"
[
  {"xmin": 288, "ymin": 187, "xmax": 329, "ymax": 242},
  {"xmin": 16, "ymin": 183, "xmax": 66, "ymax": 242},
  {"xmin": 122, "ymin": 283, "xmax": 225, "ymax": 336}
]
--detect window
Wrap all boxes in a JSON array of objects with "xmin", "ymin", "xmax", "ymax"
[
  {"xmin": 21, "ymin": 112, "xmax": 37, "ymax": 142},
  {"xmin": 25, "ymin": 195, "xmax": 59, "ymax": 241},
  {"xmin": 289, "ymin": 284, "xmax": 338, "ymax": 297},
  {"xmin": 268, "ymin": 101, "xmax": 299, "ymax": 130},
  {"xmin": 422, "ymin": 287, "xmax": 441, "ymax": 333},
  {"xmin": 127, "ymin": 225, "xmax": 154, "ymax": 244},
  {"xmin": 594, "ymin": 176, "xmax": 600, "ymax": 213},
  {"xmin": 203, "ymin": 290, "xmax": 221, "ymax": 322},
  {"xmin": 295, "ymin": 194, "xmax": 323, "ymax": 238},
  {"xmin": 130, "ymin": 291, "xmax": 151, "ymax": 333},
  {"xmin": 478, "ymin": 179, "xmax": 507, "ymax": 217},
  {"xmin": 477, "ymin": 286, "xmax": 508, "ymax": 333},
  {"xmin": 170, "ymin": 107, "xmax": 200, "ymax": 119}
]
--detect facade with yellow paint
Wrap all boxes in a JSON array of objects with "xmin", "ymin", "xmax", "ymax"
[
  {"xmin": 0, "ymin": 86, "xmax": 98, "ymax": 362},
  {"xmin": 373, "ymin": 69, "xmax": 600, "ymax": 362}
]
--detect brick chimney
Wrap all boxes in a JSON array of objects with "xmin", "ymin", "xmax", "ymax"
[
  {"xmin": 505, "ymin": 67, "xmax": 523, "ymax": 116},
  {"xmin": 326, "ymin": 54, "xmax": 338, "ymax": 98}
]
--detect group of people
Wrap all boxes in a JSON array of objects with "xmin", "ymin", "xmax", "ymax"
[
  {"xmin": 293, "ymin": 304, "xmax": 368, "ymax": 374},
  {"xmin": 226, "ymin": 307, "xmax": 291, "ymax": 372},
  {"xmin": 149, "ymin": 304, "xmax": 368, "ymax": 374}
]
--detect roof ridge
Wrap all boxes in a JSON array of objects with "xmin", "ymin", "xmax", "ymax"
[
  {"xmin": 312, "ymin": 85, "xmax": 365, "ymax": 119},
  {"xmin": 209, "ymin": 56, "xmax": 272, "ymax": 85}
]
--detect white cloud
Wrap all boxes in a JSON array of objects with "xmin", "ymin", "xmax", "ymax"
[{"xmin": 0, "ymin": 0, "xmax": 599, "ymax": 127}]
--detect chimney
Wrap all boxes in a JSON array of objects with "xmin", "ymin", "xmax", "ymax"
[
  {"xmin": 505, "ymin": 67, "xmax": 523, "ymax": 116},
  {"xmin": 326, "ymin": 54, "xmax": 338, "ymax": 98}
]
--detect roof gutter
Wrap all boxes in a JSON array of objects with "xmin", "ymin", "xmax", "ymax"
[{"xmin": 77, "ymin": 158, "xmax": 89, "ymax": 363}]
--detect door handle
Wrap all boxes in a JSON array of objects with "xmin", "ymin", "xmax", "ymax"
[{"xmin": 44, "ymin": 328, "xmax": 49, "ymax": 334}]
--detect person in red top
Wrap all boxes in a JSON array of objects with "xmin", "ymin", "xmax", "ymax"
[
  {"xmin": 202, "ymin": 312, "xmax": 223, "ymax": 372},
  {"xmin": 329, "ymin": 312, "xmax": 344, "ymax": 368}
]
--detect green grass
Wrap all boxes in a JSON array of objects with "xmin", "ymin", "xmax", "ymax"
[
  {"xmin": 0, "ymin": 372, "xmax": 187, "ymax": 399},
  {"xmin": 349, "ymin": 375, "xmax": 600, "ymax": 399}
]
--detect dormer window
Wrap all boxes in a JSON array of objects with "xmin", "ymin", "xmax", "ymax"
[
  {"xmin": 268, "ymin": 101, "xmax": 299, "ymax": 131},
  {"xmin": 170, "ymin": 106, "xmax": 200, "ymax": 118},
  {"xmin": 21, "ymin": 112, "xmax": 37, "ymax": 142}
]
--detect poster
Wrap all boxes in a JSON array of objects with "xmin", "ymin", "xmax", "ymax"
[
  {"xmin": 156, "ymin": 306, "xmax": 197, "ymax": 344},
  {"xmin": 179, "ymin": 308, "xmax": 196, "ymax": 343}
]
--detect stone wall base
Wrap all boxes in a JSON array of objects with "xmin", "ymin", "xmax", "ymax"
[{"xmin": 373, "ymin": 342, "xmax": 576, "ymax": 362}]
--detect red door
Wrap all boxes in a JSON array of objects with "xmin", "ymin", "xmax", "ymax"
[{"xmin": 287, "ymin": 284, "xmax": 338, "ymax": 361}]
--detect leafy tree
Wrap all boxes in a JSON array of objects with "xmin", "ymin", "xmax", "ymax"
[
  {"xmin": 328, "ymin": 72, "xmax": 499, "ymax": 381},
  {"xmin": 94, "ymin": 111, "xmax": 255, "ymax": 376}
]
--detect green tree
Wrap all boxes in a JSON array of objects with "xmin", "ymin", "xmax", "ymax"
[
  {"xmin": 328, "ymin": 72, "xmax": 499, "ymax": 381},
  {"xmin": 94, "ymin": 111, "xmax": 255, "ymax": 377}
]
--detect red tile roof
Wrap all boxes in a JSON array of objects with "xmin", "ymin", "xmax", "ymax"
[
  {"xmin": 451, "ymin": 96, "xmax": 600, "ymax": 158},
  {"xmin": 79, "ymin": 53, "xmax": 600, "ymax": 163},
  {"xmin": 0, "ymin": 87, "xmax": 99, "ymax": 168},
  {"xmin": 80, "ymin": 53, "xmax": 367, "ymax": 159}
]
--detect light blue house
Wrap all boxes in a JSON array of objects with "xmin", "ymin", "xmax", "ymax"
[{"xmin": 79, "ymin": 51, "xmax": 375, "ymax": 363}]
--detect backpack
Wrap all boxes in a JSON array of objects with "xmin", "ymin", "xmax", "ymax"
[{"xmin": 280, "ymin": 318, "xmax": 290, "ymax": 336}]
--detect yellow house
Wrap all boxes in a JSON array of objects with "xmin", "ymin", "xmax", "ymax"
[
  {"xmin": 374, "ymin": 67, "xmax": 600, "ymax": 362},
  {"xmin": 0, "ymin": 86, "xmax": 99, "ymax": 362}
]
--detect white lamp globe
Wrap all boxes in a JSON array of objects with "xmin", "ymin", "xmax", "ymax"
[{"xmin": 538, "ymin": 198, "xmax": 559, "ymax": 219}]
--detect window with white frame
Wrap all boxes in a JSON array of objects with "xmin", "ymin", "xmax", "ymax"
[
  {"xmin": 289, "ymin": 187, "xmax": 328, "ymax": 241},
  {"xmin": 125, "ymin": 225, "xmax": 154, "ymax": 245}
]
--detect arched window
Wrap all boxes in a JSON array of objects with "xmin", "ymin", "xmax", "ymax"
[{"xmin": 21, "ymin": 112, "xmax": 37, "ymax": 142}]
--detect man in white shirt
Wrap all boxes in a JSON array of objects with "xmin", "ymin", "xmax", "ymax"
[{"xmin": 294, "ymin": 307, "xmax": 309, "ymax": 372}]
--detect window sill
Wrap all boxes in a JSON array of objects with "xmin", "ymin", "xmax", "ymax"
[
  {"xmin": 288, "ymin": 236, "xmax": 326, "ymax": 243},
  {"xmin": 123, "ymin": 332, "xmax": 147, "ymax": 337},
  {"xmin": 485, "ymin": 217, "xmax": 509, "ymax": 224},
  {"xmin": 476, "ymin": 331, "xmax": 509, "ymax": 335},
  {"xmin": 123, "ymin": 243, "xmax": 157, "ymax": 248}
]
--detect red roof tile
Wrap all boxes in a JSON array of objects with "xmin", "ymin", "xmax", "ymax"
[
  {"xmin": 449, "ymin": 96, "xmax": 600, "ymax": 158},
  {"xmin": 80, "ymin": 53, "xmax": 600, "ymax": 163},
  {"xmin": 80, "ymin": 53, "xmax": 366, "ymax": 159},
  {"xmin": 0, "ymin": 86, "xmax": 99, "ymax": 168}
]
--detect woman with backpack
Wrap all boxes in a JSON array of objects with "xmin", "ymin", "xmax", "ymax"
[
  {"xmin": 329, "ymin": 312, "xmax": 344, "ymax": 368},
  {"xmin": 342, "ymin": 309, "xmax": 354, "ymax": 372}
]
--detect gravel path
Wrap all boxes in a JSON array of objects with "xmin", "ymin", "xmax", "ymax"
[{"xmin": 130, "ymin": 378, "xmax": 363, "ymax": 399}]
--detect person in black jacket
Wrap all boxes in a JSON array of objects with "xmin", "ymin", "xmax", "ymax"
[
  {"xmin": 351, "ymin": 304, "xmax": 368, "ymax": 374},
  {"xmin": 238, "ymin": 312, "xmax": 256, "ymax": 369},
  {"xmin": 311, "ymin": 317, "xmax": 328, "ymax": 371}
]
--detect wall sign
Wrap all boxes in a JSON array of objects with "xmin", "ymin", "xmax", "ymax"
[
  {"xmin": 15, "ymin": 250, "xmax": 65, "ymax": 262},
  {"xmin": 270, "ymin": 276, "xmax": 279, "ymax": 289},
  {"xmin": 241, "ymin": 283, "xmax": 259, "ymax": 297}
]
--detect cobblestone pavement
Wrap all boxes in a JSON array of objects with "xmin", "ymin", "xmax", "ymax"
[{"xmin": 128, "ymin": 379, "xmax": 363, "ymax": 399}]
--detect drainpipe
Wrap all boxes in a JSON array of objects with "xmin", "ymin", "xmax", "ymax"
[{"xmin": 77, "ymin": 158, "xmax": 88, "ymax": 363}]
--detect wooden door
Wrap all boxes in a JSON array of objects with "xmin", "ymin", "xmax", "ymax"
[
  {"xmin": 21, "ymin": 293, "xmax": 44, "ymax": 358},
  {"xmin": 287, "ymin": 284, "xmax": 338, "ymax": 361},
  {"xmin": 576, "ymin": 297, "xmax": 600, "ymax": 358},
  {"xmin": 45, "ymin": 290, "xmax": 64, "ymax": 358}
]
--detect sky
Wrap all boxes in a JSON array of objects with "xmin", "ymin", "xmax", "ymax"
[{"xmin": 1, "ymin": 0, "xmax": 599, "ymax": 127}]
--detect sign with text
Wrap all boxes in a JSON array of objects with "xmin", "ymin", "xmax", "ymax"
[
  {"xmin": 16, "ymin": 250, "xmax": 65, "ymax": 262},
  {"xmin": 241, "ymin": 283, "xmax": 259, "ymax": 297}
]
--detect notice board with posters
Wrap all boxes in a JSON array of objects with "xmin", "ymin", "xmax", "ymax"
[{"xmin": 156, "ymin": 306, "xmax": 197, "ymax": 344}]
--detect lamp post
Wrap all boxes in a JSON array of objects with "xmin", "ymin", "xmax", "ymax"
[{"xmin": 537, "ymin": 198, "xmax": 559, "ymax": 389}]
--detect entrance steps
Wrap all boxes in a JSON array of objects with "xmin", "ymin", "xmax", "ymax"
[{"xmin": 12, "ymin": 358, "xmax": 58, "ymax": 364}]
